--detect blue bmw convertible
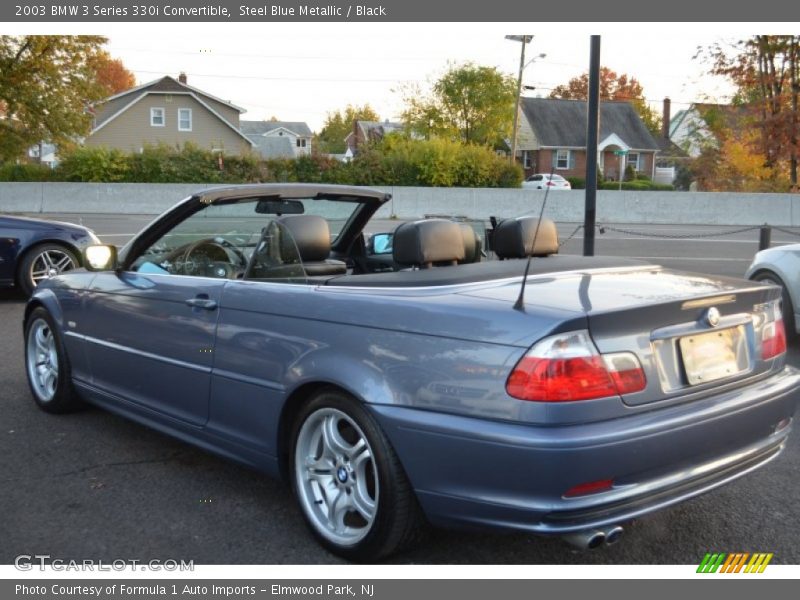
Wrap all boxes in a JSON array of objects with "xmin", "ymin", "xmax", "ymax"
[{"xmin": 22, "ymin": 184, "xmax": 799, "ymax": 561}]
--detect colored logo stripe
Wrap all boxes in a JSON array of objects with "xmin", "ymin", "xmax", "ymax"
[{"xmin": 697, "ymin": 552, "xmax": 773, "ymax": 573}]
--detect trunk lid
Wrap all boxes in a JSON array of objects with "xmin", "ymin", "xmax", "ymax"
[{"xmin": 461, "ymin": 266, "xmax": 784, "ymax": 406}]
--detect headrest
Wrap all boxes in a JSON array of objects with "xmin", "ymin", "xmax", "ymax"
[
  {"xmin": 276, "ymin": 214, "xmax": 331, "ymax": 262},
  {"xmin": 493, "ymin": 216, "xmax": 559, "ymax": 259},
  {"xmin": 393, "ymin": 219, "xmax": 465, "ymax": 268},
  {"xmin": 458, "ymin": 222, "xmax": 481, "ymax": 264}
]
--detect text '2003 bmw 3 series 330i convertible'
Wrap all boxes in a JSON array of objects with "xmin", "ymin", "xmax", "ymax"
[{"xmin": 23, "ymin": 184, "xmax": 799, "ymax": 560}]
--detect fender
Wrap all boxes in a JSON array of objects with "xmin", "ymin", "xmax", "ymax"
[{"xmin": 24, "ymin": 286, "xmax": 64, "ymax": 330}]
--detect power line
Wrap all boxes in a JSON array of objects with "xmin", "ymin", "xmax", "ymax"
[
  {"xmin": 131, "ymin": 68, "xmax": 411, "ymax": 84},
  {"xmin": 112, "ymin": 46, "xmax": 440, "ymax": 62}
]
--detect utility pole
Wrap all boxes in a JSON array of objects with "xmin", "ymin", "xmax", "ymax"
[
  {"xmin": 506, "ymin": 35, "xmax": 533, "ymax": 166},
  {"xmin": 584, "ymin": 35, "xmax": 601, "ymax": 257},
  {"xmin": 791, "ymin": 35, "xmax": 798, "ymax": 190}
]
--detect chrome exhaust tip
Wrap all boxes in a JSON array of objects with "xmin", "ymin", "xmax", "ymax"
[
  {"xmin": 604, "ymin": 525, "xmax": 624, "ymax": 545},
  {"xmin": 562, "ymin": 529, "xmax": 606, "ymax": 550}
]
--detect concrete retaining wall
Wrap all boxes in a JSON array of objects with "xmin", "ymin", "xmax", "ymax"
[{"xmin": 1, "ymin": 182, "xmax": 799, "ymax": 226}]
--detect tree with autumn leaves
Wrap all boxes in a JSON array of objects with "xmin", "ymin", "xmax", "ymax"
[
  {"xmin": 0, "ymin": 35, "xmax": 135, "ymax": 163},
  {"xmin": 549, "ymin": 66, "xmax": 662, "ymax": 136},
  {"xmin": 698, "ymin": 35, "xmax": 799, "ymax": 191}
]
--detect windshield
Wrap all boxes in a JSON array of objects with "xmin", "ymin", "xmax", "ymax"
[{"xmin": 131, "ymin": 196, "xmax": 361, "ymax": 276}]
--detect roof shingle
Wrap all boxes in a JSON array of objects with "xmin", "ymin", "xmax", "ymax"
[{"xmin": 521, "ymin": 98, "xmax": 659, "ymax": 151}]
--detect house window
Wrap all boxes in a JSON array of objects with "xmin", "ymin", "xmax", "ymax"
[
  {"xmin": 178, "ymin": 108, "xmax": 192, "ymax": 132},
  {"xmin": 296, "ymin": 139, "xmax": 307, "ymax": 148},
  {"xmin": 523, "ymin": 150, "xmax": 532, "ymax": 169},
  {"xmin": 555, "ymin": 149, "xmax": 570, "ymax": 170},
  {"xmin": 627, "ymin": 152, "xmax": 640, "ymax": 171},
  {"xmin": 150, "ymin": 107, "xmax": 165, "ymax": 127}
]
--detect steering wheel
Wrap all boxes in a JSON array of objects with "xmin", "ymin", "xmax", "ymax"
[{"xmin": 177, "ymin": 238, "xmax": 247, "ymax": 278}]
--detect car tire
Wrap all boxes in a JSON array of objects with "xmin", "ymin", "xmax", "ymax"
[
  {"xmin": 752, "ymin": 271, "xmax": 796, "ymax": 341},
  {"xmin": 290, "ymin": 389, "xmax": 425, "ymax": 561},
  {"xmin": 24, "ymin": 307, "xmax": 83, "ymax": 413},
  {"xmin": 18, "ymin": 243, "xmax": 80, "ymax": 296}
]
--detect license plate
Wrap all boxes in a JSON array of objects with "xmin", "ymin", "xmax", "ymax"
[{"xmin": 679, "ymin": 326, "xmax": 747, "ymax": 385}]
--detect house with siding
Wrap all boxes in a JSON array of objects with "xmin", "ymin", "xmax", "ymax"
[
  {"xmin": 85, "ymin": 74, "xmax": 254, "ymax": 155},
  {"xmin": 241, "ymin": 120, "xmax": 313, "ymax": 158},
  {"xmin": 345, "ymin": 120, "xmax": 405, "ymax": 155},
  {"xmin": 517, "ymin": 98, "xmax": 660, "ymax": 181},
  {"xmin": 669, "ymin": 103, "xmax": 752, "ymax": 158}
]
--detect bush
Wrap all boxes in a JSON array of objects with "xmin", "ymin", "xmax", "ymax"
[
  {"xmin": 599, "ymin": 180, "xmax": 674, "ymax": 191},
  {"xmin": 624, "ymin": 164, "xmax": 636, "ymax": 181},
  {"xmin": 11, "ymin": 138, "xmax": 523, "ymax": 188},
  {"xmin": 58, "ymin": 147, "xmax": 130, "ymax": 182},
  {"xmin": 0, "ymin": 162, "xmax": 58, "ymax": 181},
  {"xmin": 566, "ymin": 177, "xmax": 585, "ymax": 189}
]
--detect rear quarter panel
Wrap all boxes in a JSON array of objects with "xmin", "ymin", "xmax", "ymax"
[{"xmin": 209, "ymin": 279, "xmax": 585, "ymax": 455}]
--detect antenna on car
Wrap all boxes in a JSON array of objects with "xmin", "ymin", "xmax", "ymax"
[{"xmin": 513, "ymin": 167, "xmax": 554, "ymax": 312}]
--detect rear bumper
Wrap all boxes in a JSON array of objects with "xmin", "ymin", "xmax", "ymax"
[{"xmin": 370, "ymin": 367, "xmax": 799, "ymax": 534}]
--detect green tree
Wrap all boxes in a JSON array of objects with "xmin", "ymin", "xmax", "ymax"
[
  {"xmin": 549, "ymin": 66, "xmax": 662, "ymax": 136},
  {"xmin": 316, "ymin": 104, "xmax": 380, "ymax": 153},
  {"xmin": 0, "ymin": 35, "xmax": 108, "ymax": 162},
  {"xmin": 401, "ymin": 63, "xmax": 517, "ymax": 147},
  {"xmin": 0, "ymin": 35, "xmax": 106, "ymax": 161}
]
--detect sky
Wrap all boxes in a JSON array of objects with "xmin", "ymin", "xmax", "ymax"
[
  {"xmin": 9, "ymin": 22, "xmax": 788, "ymax": 132},
  {"xmin": 95, "ymin": 22, "xmax": 749, "ymax": 131}
]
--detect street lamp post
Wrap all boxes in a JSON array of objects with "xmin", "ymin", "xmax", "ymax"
[{"xmin": 506, "ymin": 35, "xmax": 544, "ymax": 167}]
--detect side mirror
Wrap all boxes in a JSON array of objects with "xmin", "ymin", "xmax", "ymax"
[
  {"xmin": 84, "ymin": 245, "xmax": 119, "ymax": 272},
  {"xmin": 367, "ymin": 233, "xmax": 393, "ymax": 255}
]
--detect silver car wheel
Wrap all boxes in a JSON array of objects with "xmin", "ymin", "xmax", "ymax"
[
  {"xmin": 294, "ymin": 407, "xmax": 379, "ymax": 546},
  {"xmin": 29, "ymin": 248, "xmax": 77, "ymax": 286},
  {"xmin": 26, "ymin": 318, "xmax": 59, "ymax": 402}
]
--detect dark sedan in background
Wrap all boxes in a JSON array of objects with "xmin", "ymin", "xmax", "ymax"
[{"xmin": 0, "ymin": 215, "xmax": 99, "ymax": 296}]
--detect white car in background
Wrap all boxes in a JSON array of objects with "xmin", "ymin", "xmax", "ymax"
[
  {"xmin": 522, "ymin": 173, "xmax": 572, "ymax": 190},
  {"xmin": 746, "ymin": 244, "xmax": 800, "ymax": 339}
]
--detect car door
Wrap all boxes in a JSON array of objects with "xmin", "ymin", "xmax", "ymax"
[
  {"xmin": 78, "ymin": 201, "xmax": 254, "ymax": 426},
  {"xmin": 81, "ymin": 271, "xmax": 223, "ymax": 426}
]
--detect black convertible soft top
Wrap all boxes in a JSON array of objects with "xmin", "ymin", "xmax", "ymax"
[{"xmin": 325, "ymin": 255, "xmax": 652, "ymax": 288}]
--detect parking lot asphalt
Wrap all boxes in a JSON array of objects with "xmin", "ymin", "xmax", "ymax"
[{"xmin": 1, "ymin": 285, "xmax": 799, "ymax": 565}]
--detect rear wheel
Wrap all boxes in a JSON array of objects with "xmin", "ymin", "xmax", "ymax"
[
  {"xmin": 24, "ymin": 307, "xmax": 82, "ymax": 413},
  {"xmin": 752, "ymin": 271, "xmax": 796, "ymax": 341},
  {"xmin": 290, "ymin": 389, "xmax": 424, "ymax": 561},
  {"xmin": 18, "ymin": 244, "xmax": 79, "ymax": 296}
]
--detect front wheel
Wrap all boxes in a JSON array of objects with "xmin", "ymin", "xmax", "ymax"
[
  {"xmin": 24, "ymin": 307, "xmax": 82, "ymax": 413},
  {"xmin": 290, "ymin": 390, "xmax": 424, "ymax": 561},
  {"xmin": 18, "ymin": 244, "xmax": 79, "ymax": 296}
]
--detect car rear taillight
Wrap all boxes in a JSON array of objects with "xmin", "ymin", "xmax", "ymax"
[
  {"xmin": 759, "ymin": 300, "xmax": 787, "ymax": 360},
  {"xmin": 762, "ymin": 318, "xmax": 787, "ymax": 360},
  {"xmin": 506, "ymin": 330, "xmax": 646, "ymax": 402}
]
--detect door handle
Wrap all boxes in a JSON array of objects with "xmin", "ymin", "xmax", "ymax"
[{"xmin": 185, "ymin": 296, "xmax": 218, "ymax": 310}]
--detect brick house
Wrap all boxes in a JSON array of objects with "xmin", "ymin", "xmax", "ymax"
[{"xmin": 517, "ymin": 98, "xmax": 660, "ymax": 181}]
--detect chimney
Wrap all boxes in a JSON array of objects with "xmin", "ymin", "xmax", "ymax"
[
  {"xmin": 178, "ymin": 72, "xmax": 187, "ymax": 84},
  {"xmin": 662, "ymin": 97, "xmax": 671, "ymax": 139}
]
